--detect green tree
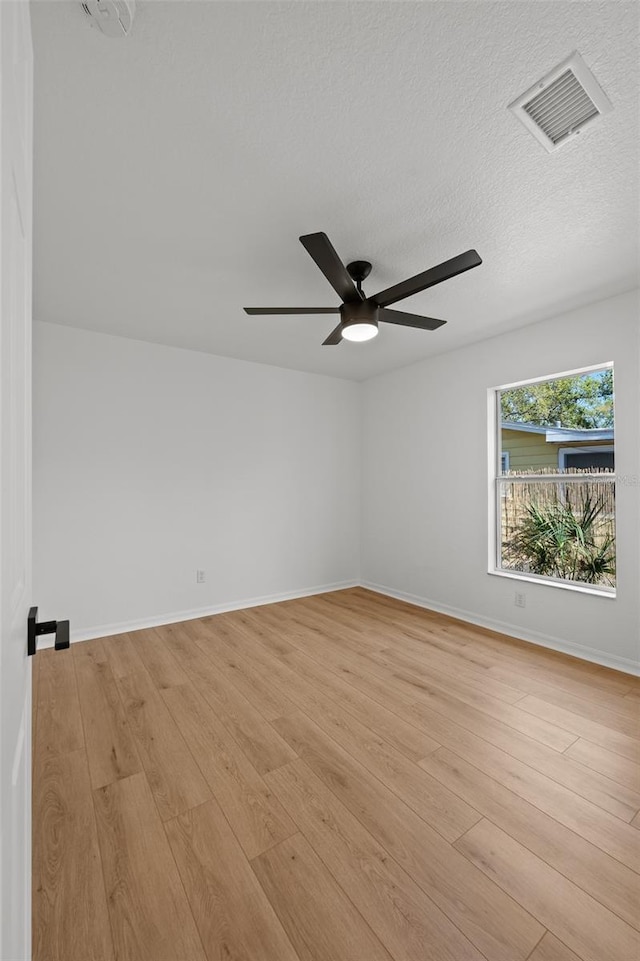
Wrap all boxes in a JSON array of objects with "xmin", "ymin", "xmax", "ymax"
[{"xmin": 500, "ymin": 370, "xmax": 613, "ymax": 429}]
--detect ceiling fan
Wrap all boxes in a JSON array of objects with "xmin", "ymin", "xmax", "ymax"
[{"xmin": 244, "ymin": 232, "xmax": 482, "ymax": 345}]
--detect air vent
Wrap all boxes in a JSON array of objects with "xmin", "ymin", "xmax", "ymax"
[{"xmin": 509, "ymin": 52, "xmax": 612, "ymax": 152}]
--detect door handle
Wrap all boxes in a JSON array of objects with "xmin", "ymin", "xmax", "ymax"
[{"xmin": 27, "ymin": 606, "xmax": 70, "ymax": 656}]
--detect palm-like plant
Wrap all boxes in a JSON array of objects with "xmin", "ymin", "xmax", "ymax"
[{"xmin": 504, "ymin": 491, "xmax": 615, "ymax": 586}]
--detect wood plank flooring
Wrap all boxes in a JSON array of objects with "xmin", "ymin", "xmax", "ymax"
[{"xmin": 32, "ymin": 588, "xmax": 640, "ymax": 961}]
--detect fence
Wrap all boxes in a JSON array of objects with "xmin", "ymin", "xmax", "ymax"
[{"xmin": 497, "ymin": 469, "xmax": 616, "ymax": 588}]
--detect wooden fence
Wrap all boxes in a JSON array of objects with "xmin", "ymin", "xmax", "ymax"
[{"xmin": 498, "ymin": 470, "xmax": 616, "ymax": 587}]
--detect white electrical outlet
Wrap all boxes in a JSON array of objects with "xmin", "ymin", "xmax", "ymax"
[
  {"xmin": 515, "ymin": 591, "xmax": 526, "ymax": 608},
  {"xmin": 196, "ymin": 569, "xmax": 206, "ymax": 584}
]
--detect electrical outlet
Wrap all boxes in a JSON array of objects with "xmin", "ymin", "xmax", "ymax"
[
  {"xmin": 515, "ymin": 591, "xmax": 526, "ymax": 609},
  {"xmin": 196, "ymin": 569, "xmax": 206, "ymax": 584}
]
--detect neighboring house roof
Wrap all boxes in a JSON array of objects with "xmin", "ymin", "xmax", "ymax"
[
  {"xmin": 501, "ymin": 421, "xmax": 546, "ymax": 435},
  {"xmin": 501, "ymin": 422, "xmax": 614, "ymax": 444},
  {"xmin": 544, "ymin": 428, "xmax": 614, "ymax": 443}
]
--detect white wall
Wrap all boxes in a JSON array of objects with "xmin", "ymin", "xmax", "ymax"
[
  {"xmin": 34, "ymin": 290, "xmax": 640, "ymax": 671},
  {"xmin": 33, "ymin": 323, "xmax": 360, "ymax": 637},
  {"xmin": 361, "ymin": 289, "xmax": 640, "ymax": 672}
]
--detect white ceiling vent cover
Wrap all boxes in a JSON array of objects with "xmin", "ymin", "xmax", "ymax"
[{"xmin": 509, "ymin": 52, "xmax": 612, "ymax": 152}]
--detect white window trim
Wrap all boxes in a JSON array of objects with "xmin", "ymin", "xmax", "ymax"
[
  {"xmin": 491, "ymin": 568, "xmax": 616, "ymax": 597},
  {"xmin": 495, "ymin": 360, "xmax": 613, "ymax": 393},
  {"xmin": 487, "ymin": 365, "xmax": 616, "ymax": 597},
  {"xmin": 500, "ymin": 450, "xmax": 510, "ymax": 472},
  {"xmin": 558, "ymin": 445, "xmax": 614, "ymax": 470}
]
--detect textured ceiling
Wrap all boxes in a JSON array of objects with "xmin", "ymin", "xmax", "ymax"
[{"xmin": 31, "ymin": 1, "xmax": 639, "ymax": 380}]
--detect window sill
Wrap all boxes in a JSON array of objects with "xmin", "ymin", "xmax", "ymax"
[{"xmin": 488, "ymin": 568, "xmax": 617, "ymax": 598}]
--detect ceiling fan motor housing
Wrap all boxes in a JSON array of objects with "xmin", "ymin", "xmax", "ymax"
[{"xmin": 340, "ymin": 299, "xmax": 379, "ymax": 334}]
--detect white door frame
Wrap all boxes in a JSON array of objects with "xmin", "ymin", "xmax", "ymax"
[{"xmin": 0, "ymin": 2, "xmax": 34, "ymax": 958}]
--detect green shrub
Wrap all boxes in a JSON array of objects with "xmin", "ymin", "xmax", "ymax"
[{"xmin": 503, "ymin": 492, "xmax": 615, "ymax": 586}]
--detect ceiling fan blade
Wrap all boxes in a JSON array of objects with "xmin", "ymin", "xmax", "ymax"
[
  {"xmin": 299, "ymin": 232, "xmax": 363, "ymax": 304},
  {"xmin": 373, "ymin": 249, "xmax": 482, "ymax": 308},
  {"xmin": 379, "ymin": 308, "xmax": 446, "ymax": 331},
  {"xmin": 322, "ymin": 323, "xmax": 344, "ymax": 346},
  {"xmin": 244, "ymin": 307, "xmax": 340, "ymax": 315}
]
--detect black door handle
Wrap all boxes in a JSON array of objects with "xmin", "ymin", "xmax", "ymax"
[{"xmin": 28, "ymin": 606, "xmax": 70, "ymax": 656}]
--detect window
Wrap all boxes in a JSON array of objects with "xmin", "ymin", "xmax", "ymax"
[
  {"xmin": 490, "ymin": 365, "xmax": 615, "ymax": 594},
  {"xmin": 558, "ymin": 446, "xmax": 614, "ymax": 471}
]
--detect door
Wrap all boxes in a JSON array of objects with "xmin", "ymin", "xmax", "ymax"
[{"xmin": 1, "ymin": 2, "xmax": 33, "ymax": 959}]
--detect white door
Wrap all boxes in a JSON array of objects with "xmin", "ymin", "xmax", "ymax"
[{"xmin": 0, "ymin": 2, "xmax": 33, "ymax": 959}]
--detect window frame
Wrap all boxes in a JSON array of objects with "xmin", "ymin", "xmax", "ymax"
[
  {"xmin": 557, "ymin": 445, "xmax": 614, "ymax": 471},
  {"xmin": 488, "ymin": 363, "xmax": 616, "ymax": 598}
]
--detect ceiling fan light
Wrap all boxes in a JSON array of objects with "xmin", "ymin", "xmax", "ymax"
[{"xmin": 341, "ymin": 322, "xmax": 378, "ymax": 342}]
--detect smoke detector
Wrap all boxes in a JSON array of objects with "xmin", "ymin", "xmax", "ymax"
[
  {"xmin": 508, "ymin": 51, "xmax": 612, "ymax": 152},
  {"xmin": 80, "ymin": 0, "xmax": 135, "ymax": 38}
]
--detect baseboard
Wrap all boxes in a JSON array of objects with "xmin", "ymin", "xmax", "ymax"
[
  {"xmin": 38, "ymin": 580, "xmax": 359, "ymax": 648},
  {"xmin": 361, "ymin": 581, "xmax": 640, "ymax": 678},
  {"xmin": 40, "ymin": 575, "xmax": 639, "ymax": 678}
]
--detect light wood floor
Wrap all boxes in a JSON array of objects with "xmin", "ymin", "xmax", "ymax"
[{"xmin": 32, "ymin": 588, "xmax": 640, "ymax": 961}]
